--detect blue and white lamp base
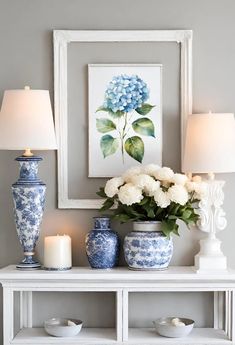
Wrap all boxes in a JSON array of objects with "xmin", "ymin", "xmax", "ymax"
[
  {"xmin": 12, "ymin": 155, "xmax": 46, "ymax": 270},
  {"xmin": 16, "ymin": 254, "xmax": 41, "ymax": 270}
]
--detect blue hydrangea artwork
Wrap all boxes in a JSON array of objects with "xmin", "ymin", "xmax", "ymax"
[
  {"xmin": 103, "ymin": 75, "xmax": 149, "ymax": 113},
  {"xmin": 96, "ymin": 74, "xmax": 156, "ymax": 164}
]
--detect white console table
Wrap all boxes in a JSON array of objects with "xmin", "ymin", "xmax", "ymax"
[{"xmin": 0, "ymin": 265, "xmax": 235, "ymax": 345}]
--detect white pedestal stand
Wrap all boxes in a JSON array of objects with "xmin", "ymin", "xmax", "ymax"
[{"xmin": 195, "ymin": 178, "xmax": 228, "ymax": 273}]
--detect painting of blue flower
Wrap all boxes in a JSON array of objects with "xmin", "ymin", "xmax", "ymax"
[
  {"xmin": 103, "ymin": 75, "xmax": 150, "ymax": 114},
  {"xmin": 96, "ymin": 74, "xmax": 156, "ymax": 164},
  {"xmin": 88, "ymin": 65, "xmax": 162, "ymax": 177}
]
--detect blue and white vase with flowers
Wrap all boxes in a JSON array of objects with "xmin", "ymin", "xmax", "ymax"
[{"xmin": 97, "ymin": 164, "xmax": 206, "ymax": 270}]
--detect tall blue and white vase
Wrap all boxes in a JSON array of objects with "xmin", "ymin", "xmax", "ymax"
[
  {"xmin": 85, "ymin": 217, "xmax": 120, "ymax": 269},
  {"xmin": 12, "ymin": 156, "xmax": 46, "ymax": 269},
  {"xmin": 124, "ymin": 221, "xmax": 173, "ymax": 270}
]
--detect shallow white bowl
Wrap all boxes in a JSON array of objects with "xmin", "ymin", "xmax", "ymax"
[
  {"xmin": 153, "ymin": 317, "xmax": 194, "ymax": 338},
  {"xmin": 44, "ymin": 318, "xmax": 83, "ymax": 337}
]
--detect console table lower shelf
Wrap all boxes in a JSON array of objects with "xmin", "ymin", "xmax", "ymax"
[
  {"xmin": 12, "ymin": 327, "xmax": 231, "ymax": 344},
  {"xmin": 0, "ymin": 266, "xmax": 235, "ymax": 345}
]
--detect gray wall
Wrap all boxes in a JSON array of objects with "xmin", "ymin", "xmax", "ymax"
[{"xmin": 0, "ymin": 0, "xmax": 235, "ymax": 341}]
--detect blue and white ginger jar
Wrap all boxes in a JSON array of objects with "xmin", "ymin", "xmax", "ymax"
[
  {"xmin": 124, "ymin": 221, "xmax": 173, "ymax": 270},
  {"xmin": 85, "ymin": 217, "xmax": 120, "ymax": 269}
]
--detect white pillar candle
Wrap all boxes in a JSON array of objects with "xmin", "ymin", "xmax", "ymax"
[{"xmin": 44, "ymin": 235, "xmax": 72, "ymax": 270}]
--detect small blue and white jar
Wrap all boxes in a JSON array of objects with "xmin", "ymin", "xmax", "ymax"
[
  {"xmin": 85, "ymin": 217, "xmax": 120, "ymax": 269},
  {"xmin": 124, "ymin": 221, "xmax": 173, "ymax": 270}
]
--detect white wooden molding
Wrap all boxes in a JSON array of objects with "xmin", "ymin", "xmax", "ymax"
[{"xmin": 54, "ymin": 30, "xmax": 193, "ymax": 209}]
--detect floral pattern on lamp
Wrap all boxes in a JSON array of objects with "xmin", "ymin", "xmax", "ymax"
[{"xmin": 12, "ymin": 156, "xmax": 46, "ymax": 269}]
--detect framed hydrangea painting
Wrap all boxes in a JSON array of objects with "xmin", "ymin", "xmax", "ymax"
[{"xmin": 88, "ymin": 64, "xmax": 162, "ymax": 177}]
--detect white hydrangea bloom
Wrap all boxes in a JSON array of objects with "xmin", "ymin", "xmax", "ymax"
[
  {"xmin": 195, "ymin": 182, "xmax": 208, "ymax": 199},
  {"xmin": 167, "ymin": 185, "xmax": 189, "ymax": 205},
  {"xmin": 130, "ymin": 174, "xmax": 153, "ymax": 188},
  {"xmin": 146, "ymin": 180, "xmax": 161, "ymax": 197},
  {"xmin": 104, "ymin": 177, "xmax": 124, "ymax": 198},
  {"xmin": 142, "ymin": 164, "xmax": 160, "ymax": 176},
  {"xmin": 118, "ymin": 183, "xmax": 143, "ymax": 206},
  {"xmin": 185, "ymin": 181, "xmax": 207, "ymax": 199},
  {"xmin": 122, "ymin": 166, "xmax": 143, "ymax": 182},
  {"xmin": 130, "ymin": 174, "xmax": 160, "ymax": 196},
  {"xmin": 154, "ymin": 167, "xmax": 174, "ymax": 181},
  {"xmin": 171, "ymin": 173, "xmax": 188, "ymax": 186},
  {"xmin": 154, "ymin": 188, "xmax": 171, "ymax": 208}
]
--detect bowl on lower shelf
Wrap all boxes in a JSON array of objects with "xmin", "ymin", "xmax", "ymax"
[
  {"xmin": 153, "ymin": 317, "xmax": 194, "ymax": 338},
  {"xmin": 44, "ymin": 318, "xmax": 83, "ymax": 337}
]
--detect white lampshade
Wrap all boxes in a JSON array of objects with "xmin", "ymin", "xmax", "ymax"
[
  {"xmin": 183, "ymin": 113, "xmax": 235, "ymax": 173},
  {"xmin": 0, "ymin": 87, "xmax": 57, "ymax": 150}
]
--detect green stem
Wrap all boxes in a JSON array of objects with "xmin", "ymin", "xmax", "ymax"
[{"xmin": 121, "ymin": 113, "xmax": 128, "ymax": 164}]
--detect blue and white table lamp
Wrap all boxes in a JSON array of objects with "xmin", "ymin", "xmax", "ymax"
[
  {"xmin": 183, "ymin": 112, "xmax": 235, "ymax": 273},
  {"xmin": 0, "ymin": 86, "xmax": 57, "ymax": 269}
]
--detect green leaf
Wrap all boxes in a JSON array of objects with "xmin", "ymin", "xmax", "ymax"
[
  {"xmin": 124, "ymin": 206, "xmax": 143, "ymax": 218},
  {"xmin": 168, "ymin": 215, "xmax": 178, "ymax": 220},
  {"xmin": 96, "ymin": 187, "xmax": 107, "ymax": 198},
  {"xmin": 100, "ymin": 198, "xmax": 114, "ymax": 211},
  {"xmin": 96, "ymin": 106, "xmax": 109, "ymax": 113},
  {"xmin": 136, "ymin": 103, "xmax": 155, "ymax": 115},
  {"xmin": 100, "ymin": 135, "xmax": 119, "ymax": 158},
  {"xmin": 155, "ymin": 207, "xmax": 164, "ymax": 216},
  {"xmin": 161, "ymin": 220, "xmax": 171, "ymax": 238},
  {"xmin": 124, "ymin": 136, "xmax": 144, "ymax": 163},
  {"xmin": 96, "ymin": 118, "xmax": 116, "ymax": 133},
  {"xmin": 172, "ymin": 223, "xmax": 180, "ymax": 236},
  {"xmin": 182, "ymin": 209, "xmax": 192, "ymax": 220},
  {"xmin": 113, "ymin": 213, "xmax": 131, "ymax": 223},
  {"xmin": 109, "ymin": 109, "xmax": 125, "ymax": 118},
  {"xmin": 96, "ymin": 107, "xmax": 124, "ymax": 118},
  {"xmin": 161, "ymin": 220, "xmax": 176, "ymax": 238},
  {"xmin": 139, "ymin": 197, "xmax": 150, "ymax": 206},
  {"xmin": 132, "ymin": 118, "xmax": 155, "ymax": 137},
  {"xmin": 147, "ymin": 208, "xmax": 155, "ymax": 218}
]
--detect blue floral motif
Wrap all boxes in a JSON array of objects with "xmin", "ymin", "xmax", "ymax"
[
  {"xmin": 12, "ymin": 156, "xmax": 46, "ymax": 268},
  {"xmin": 94, "ymin": 217, "xmax": 111, "ymax": 230},
  {"xmin": 86, "ymin": 217, "xmax": 120, "ymax": 269},
  {"xmin": 124, "ymin": 222, "xmax": 173, "ymax": 270},
  {"xmin": 20, "ymin": 161, "xmax": 38, "ymax": 180},
  {"xmin": 103, "ymin": 74, "xmax": 149, "ymax": 113}
]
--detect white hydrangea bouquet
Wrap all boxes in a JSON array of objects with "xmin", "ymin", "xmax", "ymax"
[{"xmin": 97, "ymin": 164, "xmax": 206, "ymax": 237}]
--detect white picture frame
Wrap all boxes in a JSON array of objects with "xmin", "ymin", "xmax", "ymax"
[{"xmin": 54, "ymin": 30, "xmax": 193, "ymax": 209}]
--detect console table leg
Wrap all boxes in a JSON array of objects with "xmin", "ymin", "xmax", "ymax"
[
  {"xmin": 20, "ymin": 291, "xmax": 32, "ymax": 328},
  {"xmin": 225, "ymin": 290, "xmax": 232, "ymax": 339},
  {"xmin": 122, "ymin": 290, "xmax": 128, "ymax": 342},
  {"xmin": 3, "ymin": 287, "xmax": 13, "ymax": 345},
  {"xmin": 231, "ymin": 290, "xmax": 235, "ymax": 342},
  {"xmin": 116, "ymin": 290, "xmax": 122, "ymax": 342},
  {"xmin": 214, "ymin": 291, "xmax": 224, "ymax": 329}
]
